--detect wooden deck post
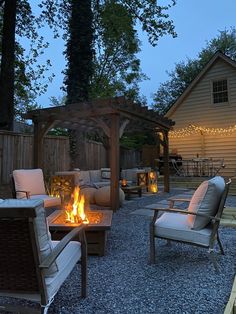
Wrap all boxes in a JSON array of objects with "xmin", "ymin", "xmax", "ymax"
[
  {"xmin": 110, "ymin": 113, "xmax": 120, "ymax": 212},
  {"xmin": 162, "ymin": 130, "xmax": 170, "ymax": 193}
]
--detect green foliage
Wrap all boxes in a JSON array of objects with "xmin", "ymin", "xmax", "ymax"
[
  {"xmin": 112, "ymin": 0, "xmax": 177, "ymax": 46},
  {"xmin": 60, "ymin": 0, "xmax": 177, "ymax": 103},
  {"xmin": 90, "ymin": 1, "xmax": 146, "ymax": 101},
  {"xmin": 152, "ymin": 28, "xmax": 236, "ymax": 114},
  {"xmin": 120, "ymin": 132, "xmax": 156, "ymax": 150},
  {"xmin": 0, "ymin": 0, "xmax": 177, "ymax": 123},
  {"xmin": 0, "ymin": 0, "xmax": 58, "ymax": 121}
]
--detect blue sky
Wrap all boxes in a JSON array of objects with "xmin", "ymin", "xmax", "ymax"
[{"xmin": 34, "ymin": 0, "xmax": 236, "ymax": 107}]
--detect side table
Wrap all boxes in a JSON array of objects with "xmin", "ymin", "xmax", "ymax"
[{"xmin": 121, "ymin": 185, "xmax": 142, "ymax": 200}]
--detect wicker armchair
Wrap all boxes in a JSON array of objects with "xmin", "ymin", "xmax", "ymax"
[
  {"xmin": 11, "ymin": 169, "xmax": 61, "ymax": 216},
  {"xmin": 149, "ymin": 176, "xmax": 231, "ymax": 272},
  {"xmin": 0, "ymin": 199, "xmax": 87, "ymax": 313}
]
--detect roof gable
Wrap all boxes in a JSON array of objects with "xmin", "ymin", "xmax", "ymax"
[{"xmin": 165, "ymin": 51, "xmax": 236, "ymax": 117}]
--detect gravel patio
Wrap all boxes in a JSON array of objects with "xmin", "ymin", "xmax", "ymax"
[
  {"xmin": 47, "ymin": 187, "xmax": 236, "ymax": 314},
  {"xmin": 1, "ymin": 187, "xmax": 236, "ymax": 313}
]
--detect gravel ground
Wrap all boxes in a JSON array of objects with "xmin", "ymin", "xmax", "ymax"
[{"xmin": 2, "ymin": 188, "xmax": 236, "ymax": 314}]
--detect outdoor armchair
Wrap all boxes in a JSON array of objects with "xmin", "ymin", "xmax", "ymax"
[
  {"xmin": 0, "ymin": 199, "xmax": 87, "ymax": 313},
  {"xmin": 11, "ymin": 168, "xmax": 61, "ymax": 215},
  {"xmin": 149, "ymin": 176, "xmax": 231, "ymax": 272}
]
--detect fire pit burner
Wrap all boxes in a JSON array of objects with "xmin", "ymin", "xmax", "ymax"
[{"xmin": 52, "ymin": 211, "xmax": 103, "ymax": 225}]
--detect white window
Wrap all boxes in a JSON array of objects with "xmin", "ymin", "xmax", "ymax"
[{"xmin": 212, "ymin": 79, "xmax": 228, "ymax": 104}]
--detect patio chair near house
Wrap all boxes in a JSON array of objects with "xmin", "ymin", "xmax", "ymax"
[
  {"xmin": 11, "ymin": 169, "xmax": 61, "ymax": 216},
  {"xmin": 171, "ymin": 159, "xmax": 186, "ymax": 176},
  {"xmin": 149, "ymin": 176, "xmax": 231, "ymax": 272},
  {"xmin": 0, "ymin": 199, "xmax": 87, "ymax": 313}
]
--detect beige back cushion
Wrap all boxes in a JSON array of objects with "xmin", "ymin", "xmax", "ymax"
[
  {"xmin": 90, "ymin": 170, "xmax": 101, "ymax": 182},
  {"xmin": 13, "ymin": 169, "xmax": 46, "ymax": 199},
  {"xmin": 0, "ymin": 199, "xmax": 58, "ymax": 277},
  {"xmin": 187, "ymin": 176, "xmax": 225, "ymax": 230},
  {"xmin": 78, "ymin": 171, "xmax": 91, "ymax": 185}
]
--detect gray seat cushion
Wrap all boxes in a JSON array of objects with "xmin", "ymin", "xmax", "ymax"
[
  {"xmin": 154, "ymin": 212, "xmax": 212, "ymax": 246},
  {"xmin": 46, "ymin": 241, "xmax": 81, "ymax": 299}
]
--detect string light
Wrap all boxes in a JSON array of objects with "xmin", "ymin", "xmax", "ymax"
[{"xmin": 169, "ymin": 124, "xmax": 236, "ymax": 138}]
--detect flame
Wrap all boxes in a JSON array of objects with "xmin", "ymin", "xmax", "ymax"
[
  {"xmin": 149, "ymin": 171, "xmax": 156, "ymax": 180},
  {"xmin": 149, "ymin": 184, "xmax": 158, "ymax": 193},
  {"xmin": 65, "ymin": 186, "xmax": 89, "ymax": 224},
  {"xmin": 121, "ymin": 179, "xmax": 127, "ymax": 187}
]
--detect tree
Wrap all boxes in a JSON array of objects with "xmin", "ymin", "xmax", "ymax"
[
  {"xmin": 0, "ymin": 0, "xmax": 58, "ymax": 130},
  {"xmin": 64, "ymin": 0, "xmax": 93, "ymax": 104},
  {"xmin": 0, "ymin": 0, "xmax": 17, "ymax": 130},
  {"xmin": 61, "ymin": 0, "xmax": 177, "ymax": 167},
  {"xmin": 153, "ymin": 28, "xmax": 236, "ymax": 114},
  {"xmin": 63, "ymin": 0, "xmax": 94, "ymax": 169},
  {"xmin": 90, "ymin": 1, "xmax": 146, "ymax": 101},
  {"xmin": 89, "ymin": 0, "xmax": 176, "ymax": 101}
]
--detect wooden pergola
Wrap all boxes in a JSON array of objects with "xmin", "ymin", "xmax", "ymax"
[{"xmin": 25, "ymin": 96, "xmax": 175, "ymax": 211}]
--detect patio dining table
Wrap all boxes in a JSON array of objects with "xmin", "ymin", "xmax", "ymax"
[{"xmin": 181, "ymin": 158, "xmax": 224, "ymax": 177}]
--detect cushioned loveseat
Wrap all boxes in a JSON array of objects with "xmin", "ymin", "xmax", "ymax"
[
  {"xmin": 56, "ymin": 167, "xmax": 152, "ymax": 187},
  {"xmin": 55, "ymin": 168, "xmax": 111, "ymax": 188}
]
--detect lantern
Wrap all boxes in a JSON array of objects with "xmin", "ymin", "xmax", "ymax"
[
  {"xmin": 137, "ymin": 172, "xmax": 148, "ymax": 192},
  {"xmin": 148, "ymin": 171, "xmax": 158, "ymax": 193},
  {"xmin": 121, "ymin": 178, "xmax": 128, "ymax": 187}
]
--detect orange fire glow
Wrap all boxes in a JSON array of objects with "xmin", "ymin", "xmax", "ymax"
[{"xmin": 65, "ymin": 186, "xmax": 89, "ymax": 224}]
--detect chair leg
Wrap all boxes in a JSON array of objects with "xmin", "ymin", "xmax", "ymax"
[
  {"xmin": 150, "ymin": 226, "xmax": 156, "ymax": 264},
  {"xmin": 208, "ymin": 248, "xmax": 220, "ymax": 273},
  {"xmin": 216, "ymin": 231, "xmax": 225, "ymax": 255},
  {"xmin": 165, "ymin": 240, "xmax": 171, "ymax": 246}
]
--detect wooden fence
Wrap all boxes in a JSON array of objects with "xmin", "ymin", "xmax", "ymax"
[
  {"xmin": 0, "ymin": 131, "xmax": 142, "ymax": 185},
  {"xmin": 0, "ymin": 131, "xmax": 71, "ymax": 184},
  {"xmin": 120, "ymin": 148, "xmax": 141, "ymax": 169}
]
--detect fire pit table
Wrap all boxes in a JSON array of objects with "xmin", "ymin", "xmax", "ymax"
[{"xmin": 48, "ymin": 209, "xmax": 113, "ymax": 256}]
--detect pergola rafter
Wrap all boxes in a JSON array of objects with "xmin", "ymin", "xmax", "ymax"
[{"xmin": 24, "ymin": 96, "xmax": 175, "ymax": 211}]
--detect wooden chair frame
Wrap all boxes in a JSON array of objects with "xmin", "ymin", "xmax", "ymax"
[
  {"xmin": 0, "ymin": 203, "xmax": 87, "ymax": 313},
  {"xmin": 150, "ymin": 179, "xmax": 231, "ymax": 272}
]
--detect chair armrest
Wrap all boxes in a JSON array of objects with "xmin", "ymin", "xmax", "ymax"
[
  {"xmin": 39, "ymin": 224, "xmax": 86, "ymax": 269},
  {"xmin": 149, "ymin": 206, "xmax": 220, "ymax": 223},
  {"xmin": 16, "ymin": 190, "xmax": 30, "ymax": 199},
  {"xmin": 168, "ymin": 197, "xmax": 191, "ymax": 207}
]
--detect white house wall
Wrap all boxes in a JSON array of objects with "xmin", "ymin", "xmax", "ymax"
[{"xmin": 167, "ymin": 58, "xmax": 236, "ymax": 177}]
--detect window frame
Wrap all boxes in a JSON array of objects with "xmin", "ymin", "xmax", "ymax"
[{"xmin": 211, "ymin": 78, "xmax": 229, "ymax": 105}]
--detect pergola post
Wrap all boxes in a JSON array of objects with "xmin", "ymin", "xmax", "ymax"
[
  {"xmin": 33, "ymin": 119, "xmax": 57, "ymax": 169},
  {"xmin": 33, "ymin": 120, "xmax": 44, "ymax": 169},
  {"xmin": 162, "ymin": 130, "xmax": 170, "ymax": 193},
  {"xmin": 110, "ymin": 113, "xmax": 120, "ymax": 212}
]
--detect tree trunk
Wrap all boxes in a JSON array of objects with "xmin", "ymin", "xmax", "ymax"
[
  {"xmin": 65, "ymin": 0, "xmax": 93, "ymax": 169},
  {"xmin": 0, "ymin": 0, "xmax": 17, "ymax": 130}
]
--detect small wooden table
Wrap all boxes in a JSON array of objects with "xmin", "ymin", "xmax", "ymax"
[
  {"xmin": 121, "ymin": 185, "xmax": 142, "ymax": 200},
  {"xmin": 48, "ymin": 209, "xmax": 113, "ymax": 256}
]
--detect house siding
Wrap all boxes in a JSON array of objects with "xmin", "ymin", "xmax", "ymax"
[{"xmin": 166, "ymin": 58, "xmax": 236, "ymax": 177}]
